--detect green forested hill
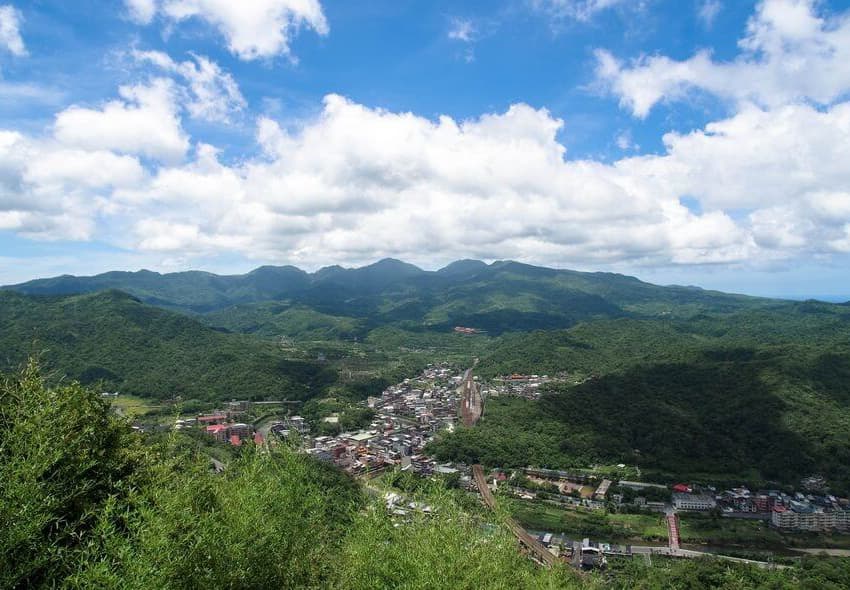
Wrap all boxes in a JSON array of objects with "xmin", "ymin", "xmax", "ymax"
[
  {"xmin": 6, "ymin": 260, "xmax": 850, "ymax": 490},
  {"xmin": 477, "ymin": 301, "xmax": 850, "ymax": 377},
  {"xmin": 202, "ymin": 302, "xmax": 365, "ymax": 340},
  {"xmin": 3, "ymin": 265, "xmax": 312, "ymax": 312},
  {"xmin": 0, "ymin": 290, "xmax": 334, "ymax": 401},
  {"xmin": 431, "ymin": 303, "xmax": 850, "ymax": 491},
  {"xmin": 5, "ymin": 258, "xmax": 779, "ymax": 336}
]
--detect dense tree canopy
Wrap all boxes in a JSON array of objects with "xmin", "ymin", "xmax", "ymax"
[{"xmin": 2, "ymin": 364, "xmax": 850, "ymax": 588}]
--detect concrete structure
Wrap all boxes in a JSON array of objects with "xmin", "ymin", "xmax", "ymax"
[
  {"xmin": 594, "ymin": 479, "xmax": 612, "ymax": 500},
  {"xmin": 771, "ymin": 506, "xmax": 850, "ymax": 532},
  {"xmin": 673, "ymin": 493, "xmax": 717, "ymax": 511},
  {"xmin": 619, "ymin": 480, "xmax": 668, "ymax": 491}
]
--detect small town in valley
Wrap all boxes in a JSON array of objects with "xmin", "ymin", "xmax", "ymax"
[{"xmin": 163, "ymin": 362, "xmax": 850, "ymax": 570}]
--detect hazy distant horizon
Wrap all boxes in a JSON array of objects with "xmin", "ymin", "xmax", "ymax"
[{"xmin": 4, "ymin": 257, "xmax": 848, "ymax": 304}]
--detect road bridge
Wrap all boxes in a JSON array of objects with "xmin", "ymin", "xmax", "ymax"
[
  {"xmin": 458, "ymin": 366, "xmax": 784, "ymax": 572},
  {"xmin": 666, "ymin": 510, "xmax": 681, "ymax": 551}
]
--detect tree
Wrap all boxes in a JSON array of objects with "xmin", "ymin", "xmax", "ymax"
[{"xmin": 0, "ymin": 360, "xmax": 145, "ymax": 587}]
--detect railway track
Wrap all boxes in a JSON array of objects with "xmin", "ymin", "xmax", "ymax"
[{"xmin": 460, "ymin": 368, "xmax": 561, "ymax": 568}]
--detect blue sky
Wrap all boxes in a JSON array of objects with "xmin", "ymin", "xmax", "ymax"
[{"xmin": 1, "ymin": 0, "xmax": 850, "ymax": 299}]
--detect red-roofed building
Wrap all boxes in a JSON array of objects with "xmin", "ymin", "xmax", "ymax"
[
  {"xmin": 253, "ymin": 432, "xmax": 265, "ymax": 445},
  {"xmin": 198, "ymin": 414, "xmax": 227, "ymax": 425},
  {"xmin": 205, "ymin": 424, "xmax": 228, "ymax": 442},
  {"xmin": 230, "ymin": 434, "xmax": 242, "ymax": 446},
  {"xmin": 673, "ymin": 483, "xmax": 691, "ymax": 493}
]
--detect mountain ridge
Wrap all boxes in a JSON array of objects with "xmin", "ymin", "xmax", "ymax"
[
  {"xmin": 2, "ymin": 259, "xmax": 787, "ymax": 336},
  {"xmin": 4, "ymin": 258, "xmax": 745, "ymax": 295}
]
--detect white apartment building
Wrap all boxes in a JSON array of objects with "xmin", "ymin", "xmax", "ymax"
[
  {"xmin": 672, "ymin": 493, "xmax": 717, "ymax": 511},
  {"xmin": 771, "ymin": 506, "xmax": 850, "ymax": 531}
]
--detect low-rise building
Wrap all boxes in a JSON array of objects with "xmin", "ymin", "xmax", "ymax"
[
  {"xmin": 205, "ymin": 424, "xmax": 228, "ymax": 442},
  {"xmin": 198, "ymin": 413, "xmax": 227, "ymax": 425},
  {"xmin": 673, "ymin": 493, "xmax": 717, "ymax": 511},
  {"xmin": 594, "ymin": 479, "xmax": 612, "ymax": 500}
]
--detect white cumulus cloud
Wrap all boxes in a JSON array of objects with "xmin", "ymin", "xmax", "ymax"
[
  {"xmin": 0, "ymin": 131, "xmax": 146, "ymax": 240},
  {"xmin": 0, "ymin": 50, "xmax": 848, "ymax": 273},
  {"xmin": 125, "ymin": 0, "xmax": 328, "ymax": 61},
  {"xmin": 596, "ymin": 0, "xmax": 850, "ymax": 118},
  {"xmin": 133, "ymin": 50, "xmax": 246, "ymax": 122},
  {"xmin": 93, "ymin": 95, "xmax": 849, "ymax": 269},
  {"xmin": 53, "ymin": 78, "xmax": 188, "ymax": 162}
]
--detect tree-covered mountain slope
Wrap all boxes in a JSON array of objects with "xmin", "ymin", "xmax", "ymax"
[
  {"xmin": 5, "ymin": 258, "xmax": 782, "ymax": 336},
  {"xmin": 431, "ymin": 303, "xmax": 850, "ymax": 491},
  {"xmin": 0, "ymin": 290, "xmax": 334, "ymax": 400},
  {"xmin": 3, "ymin": 265, "xmax": 313, "ymax": 313}
]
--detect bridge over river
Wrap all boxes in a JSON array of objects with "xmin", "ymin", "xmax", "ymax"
[{"xmin": 458, "ymin": 364, "xmax": 786, "ymax": 572}]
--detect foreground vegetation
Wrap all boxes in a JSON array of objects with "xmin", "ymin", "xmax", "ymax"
[{"xmin": 3, "ymin": 364, "xmax": 850, "ymax": 588}]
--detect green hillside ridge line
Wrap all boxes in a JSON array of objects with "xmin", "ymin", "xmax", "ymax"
[{"xmin": 4, "ymin": 258, "xmax": 786, "ymax": 339}]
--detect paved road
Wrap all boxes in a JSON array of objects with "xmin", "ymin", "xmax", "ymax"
[{"xmin": 458, "ymin": 367, "xmax": 785, "ymax": 572}]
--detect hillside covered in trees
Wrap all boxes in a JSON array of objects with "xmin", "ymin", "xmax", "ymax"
[
  {"xmin": 431, "ymin": 302, "xmax": 850, "ymax": 491},
  {"xmin": 5, "ymin": 259, "xmax": 782, "ymax": 337},
  {"xmin": 2, "ymin": 364, "xmax": 849, "ymax": 589},
  {"xmin": 4, "ymin": 261, "xmax": 850, "ymax": 489},
  {"xmin": 0, "ymin": 290, "xmax": 336, "ymax": 401}
]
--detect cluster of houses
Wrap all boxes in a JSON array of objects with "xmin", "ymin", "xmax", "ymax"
[
  {"xmin": 185, "ymin": 365, "xmax": 850, "ymax": 538},
  {"xmin": 269, "ymin": 415, "xmax": 309, "ymax": 439},
  {"xmin": 716, "ymin": 486, "xmax": 850, "ymax": 532},
  {"xmin": 273, "ymin": 364, "xmax": 465, "ymax": 477},
  {"xmin": 189, "ymin": 412, "xmax": 264, "ymax": 446},
  {"xmin": 368, "ymin": 364, "xmax": 461, "ymax": 428},
  {"xmin": 482, "ymin": 374, "xmax": 552, "ymax": 400},
  {"xmin": 500, "ymin": 470, "xmax": 850, "ymax": 535},
  {"xmin": 661, "ymin": 484, "xmax": 850, "ymax": 532},
  {"xmin": 304, "ymin": 427, "xmax": 436, "ymax": 477},
  {"xmin": 177, "ymin": 399, "xmax": 295, "ymax": 446}
]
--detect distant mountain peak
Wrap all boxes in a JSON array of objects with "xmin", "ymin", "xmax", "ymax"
[
  {"xmin": 437, "ymin": 259, "xmax": 487, "ymax": 276},
  {"xmin": 248, "ymin": 265, "xmax": 306, "ymax": 275},
  {"xmin": 363, "ymin": 258, "xmax": 423, "ymax": 272}
]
